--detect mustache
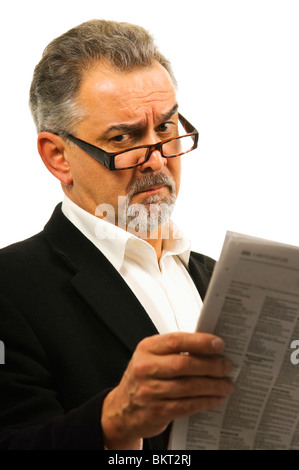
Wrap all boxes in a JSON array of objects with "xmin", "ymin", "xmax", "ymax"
[{"xmin": 126, "ymin": 173, "xmax": 176, "ymax": 203}]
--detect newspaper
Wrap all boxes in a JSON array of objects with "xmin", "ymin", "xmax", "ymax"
[{"xmin": 169, "ymin": 231, "xmax": 299, "ymax": 450}]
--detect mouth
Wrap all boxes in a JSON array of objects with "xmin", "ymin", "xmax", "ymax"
[
  {"xmin": 126, "ymin": 173, "xmax": 176, "ymax": 205},
  {"xmin": 135, "ymin": 185, "xmax": 165, "ymax": 196}
]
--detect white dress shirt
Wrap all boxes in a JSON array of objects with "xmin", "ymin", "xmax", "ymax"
[{"xmin": 62, "ymin": 196, "xmax": 202, "ymax": 334}]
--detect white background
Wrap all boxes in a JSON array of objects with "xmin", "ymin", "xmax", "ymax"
[{"xmin": 1, "ymin": 0, "xmax": 299, "ymax": 260}]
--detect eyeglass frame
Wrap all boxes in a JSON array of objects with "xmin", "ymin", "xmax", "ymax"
[{"xmin": 49, "ymin": 113, "xmax": 198, "ymax": 171}]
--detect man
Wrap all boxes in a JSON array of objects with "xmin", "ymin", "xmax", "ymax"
[{"xmin": 0, "ymin": 19, "xmax": 233, "ymax": 450}]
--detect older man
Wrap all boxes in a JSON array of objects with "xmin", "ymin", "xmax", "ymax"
[{"xmin": 0, "ymin": 19, "xmax": 233, "ymax": 450}]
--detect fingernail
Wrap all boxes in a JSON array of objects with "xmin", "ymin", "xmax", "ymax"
[{"xmin": 211, "ymin": 337, "xmax": 225, "ymax": 352}]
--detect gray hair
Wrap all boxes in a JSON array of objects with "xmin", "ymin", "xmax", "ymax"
[{"xmin": 29, "ymin": 19, "xmax": 177, "ymax": 134}]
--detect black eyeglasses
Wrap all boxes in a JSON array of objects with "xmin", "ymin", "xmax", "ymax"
[{"xmin": 51, "ymin": 113, "xmax": 198, "ymax": 171}]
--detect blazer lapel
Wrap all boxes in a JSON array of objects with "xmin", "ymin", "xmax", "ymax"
[
  {"xmin": 188, "ymin": 251, "xmax": 216, "ymax": 300},
  {"xmin": 43, "ymin": 204, "xmax": 158, "ymax": 355},
  {"xmin": 70, "ymin": 254, "xmax": 158, "ymax": 354}
]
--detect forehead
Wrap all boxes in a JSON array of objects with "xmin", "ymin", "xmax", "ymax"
[{"xmin": 75, "ymin": 61, "xmax": 177, "ymax": 130}]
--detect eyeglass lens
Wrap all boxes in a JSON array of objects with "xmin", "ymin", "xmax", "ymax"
[{"xmin": 114, "ymin": 134, "xmax": 195, "ymax": 169}]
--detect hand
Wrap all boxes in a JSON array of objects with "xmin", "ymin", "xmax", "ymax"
[{"xmin": 101, "ymin": 332, "xmax": 234, "ymax": 450}]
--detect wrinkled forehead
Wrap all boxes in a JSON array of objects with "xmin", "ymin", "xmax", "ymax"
[{"xmin": 76, "ymin": 61, "xmax": 177, "ymax": 128}]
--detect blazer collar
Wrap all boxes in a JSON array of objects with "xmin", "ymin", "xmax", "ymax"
[{"xmin": 43, "ymin": 204, "xmax": 158, "ymax": 354}]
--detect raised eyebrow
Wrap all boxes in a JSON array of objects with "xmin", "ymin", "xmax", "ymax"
[
  {"xmin": 97, "ymin": 122, "xmax": 144, "ymax": 143},
  {"xmin": 159, "ymin": 104, "xmax": 179, "ymax": 122},
  {"xmin": 97, "ymin": 104, "xmax": 179, "ymax": 142}
]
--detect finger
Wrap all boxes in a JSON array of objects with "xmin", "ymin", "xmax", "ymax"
[
  {"xmin": 143, "ymin": 354, "xmax": 233, "ymax": 379},
  {"xmin": 130, "ymin": 348, "xmax": 232, "ymax": 380},
  {"xmin": 161, "ymin": 395, "xmax": 227, "ymax": 419},
  {"xmin": 138, "ymin": 332, "xmax": 225, "ymax": 357},
  {"xmin": 137, "ymin": 376, "xmax": 234, "ymax": 402}
]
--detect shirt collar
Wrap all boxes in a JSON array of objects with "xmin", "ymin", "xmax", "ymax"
[{"xmin": 61, "ymin": 195, "xmax": 191, "ymax": 271}]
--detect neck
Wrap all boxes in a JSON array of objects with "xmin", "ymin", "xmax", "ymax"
[{"xmin": 139, "ymin": 223, "xmax": 171, "ymax": 262}]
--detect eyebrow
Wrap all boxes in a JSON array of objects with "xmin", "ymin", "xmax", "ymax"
[{"xmin": 97, "ymin": 103, "xmax": 179, "ymax": 141}]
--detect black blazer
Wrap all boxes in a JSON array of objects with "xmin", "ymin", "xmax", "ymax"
[{"xmin": 0, "ymin": 204, "xmax": 215, "ymax": 450}]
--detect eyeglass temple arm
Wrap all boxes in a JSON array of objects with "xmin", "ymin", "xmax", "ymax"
[
  {"xmin": 178, "ymin": 113, "xmax": 198, "ymax": 135},
  {"xmin": 53, "ymin": 131, "xmax": 112, "ymax": 168}
]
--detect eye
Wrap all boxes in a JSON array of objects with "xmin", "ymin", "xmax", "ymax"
[
  {"xmin": 157, "ymin": 122, "xmax": 171, "ymax": 132},
  {"xmin": 156, "ymin": 121, "xmax": 177, "ymax": 136},
  {"xmin": 111, "ymin": 134, "xmax": 130, "ymax": 143}
]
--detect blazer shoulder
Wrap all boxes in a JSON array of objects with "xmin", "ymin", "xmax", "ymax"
[
  {"xmin": 0, "ymin": 232, "xmax": 47, "ymax": 263},
  {"xmin": 0, "ymin": 204, "xmax": 71, "ymax": 272}
]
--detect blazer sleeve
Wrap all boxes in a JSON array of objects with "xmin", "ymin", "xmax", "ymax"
[{"xmin": 0, "ymin": 293, "xmax": 108, "ymax": 450}]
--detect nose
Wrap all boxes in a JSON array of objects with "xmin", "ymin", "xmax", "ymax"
[{"xmin": 138, "ymin": 146, "xmax": 167, "ymax": 172}]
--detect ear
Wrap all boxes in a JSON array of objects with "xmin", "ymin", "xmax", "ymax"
[{"xmin": 37, "ymin": 132, "xmax": 73, "ymax": 185}]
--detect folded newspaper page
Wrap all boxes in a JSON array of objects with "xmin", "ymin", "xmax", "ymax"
[{"xmin": 169, "ymin": 231, "xmax": 299, "ymax": 450}]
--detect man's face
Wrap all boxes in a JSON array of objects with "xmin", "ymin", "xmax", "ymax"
[{"xmin": 63, "ymin": 60, "xmax": 181, "ymax": 232}]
